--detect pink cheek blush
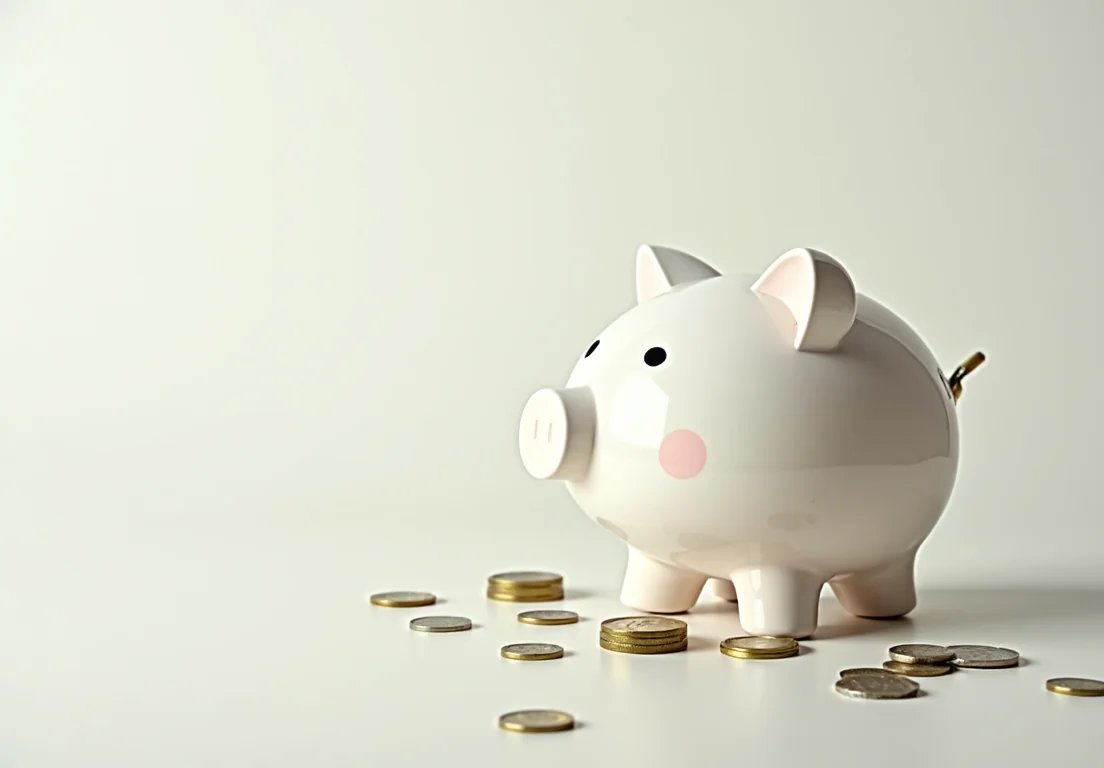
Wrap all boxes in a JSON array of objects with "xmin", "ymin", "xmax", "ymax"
[{"xmin": 659, "ymin": 429, "xmax": 707, "ymax": 479}]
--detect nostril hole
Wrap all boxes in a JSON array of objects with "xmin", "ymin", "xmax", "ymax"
[
  {"xmin": 547, "ymin": 423, "xmax": 553, "ymax": 442},
  {"xmin": 533, "ymin": 420, "xmax": 539, "ymax": 440}
]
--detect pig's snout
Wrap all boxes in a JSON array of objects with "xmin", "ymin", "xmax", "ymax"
[{"xmin": 518, "ymin": 387, "xmax": 596, "ymax": 481}]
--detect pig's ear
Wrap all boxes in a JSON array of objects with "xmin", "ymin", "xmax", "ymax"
[
  {"xmin": 751, "ymin": 247, "xmax": 857, "ymax": 352},
  {"xmin": 635, "ymin": 245, "xmax": 721, "ymax": 304}
]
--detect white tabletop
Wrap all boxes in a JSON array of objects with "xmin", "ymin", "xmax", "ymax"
[{"xmin": 2, "ymin": 520, "xmax": 1101, "ymax": 768}]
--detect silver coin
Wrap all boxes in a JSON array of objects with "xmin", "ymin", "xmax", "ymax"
[
  {"xmin": 500, "ymin": 643, "xmax": 565, "ymax": 660},
  {"xmin": 839, "ymin": 667, "xmax": 898, "ymax": 678},
  {"xmin": 409, "ymin": 615, "xmax": 472, "ymax": 633},
  {"xmin": 947, "ymin": 644, "xmax": 1020, "ymax": 669},
  {"xmin": 835, "ymin": 674, "xmax": 920, "ymax": 700},
  {"xmin": 889, "ymin": 643, "xmax": 954, "ymax": 664},
  {"xmin": 517, "ymin": 610, "xmax": 579, "ymax": 625}
]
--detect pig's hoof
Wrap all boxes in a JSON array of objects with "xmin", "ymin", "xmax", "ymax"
[
  {"xmin": 709, "ymin": 578, "xmax": 738, "ymax": 603},
  {"xmin": 730, "ymin": 566, "xmax": 824, "ymax": 639},
  {"xmin": 829, "ymin": 550, "xmax": 918, "ymax": 619},
  {"xmin": 620, "ymin": 547, "xmax": 707, "ymax": 614}
]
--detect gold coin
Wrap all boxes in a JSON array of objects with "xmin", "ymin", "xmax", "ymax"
[
  {"xmin": 517, "ymin": 610, "xmax": 579, "ymax": 626},
  {"xmin": 600, "ymin": 617, "xmax": 687, "ymax": 639},
  {"xmin": 500, "ymin": 643, "xmax": 565, "ymax": 661},
  {"xmin": 1046, "ymin": 677, "xmax": 1104, "ymax": 697},
  {"xmin": 599, "ymin": 637, "xmax": 688, "ymax": 655},
  {"xmin": 490, "ymin": 579, "xmax": 565, "ymax": 590},
  {"xmin": 882, "ymin": 660, "xmax": 952, "ymax": 677},
  {"xmin": 498, "ymin": 709, "xmax": 575, "ymax": 733},
  {"xmin": 599, "ymin": 629, "xmax": 687, "ymax": 646},
  {"xmin": 888, "ymin": 643, "xmax": 954, "ymax": 665},
  {"xmin": 367, "ymin": 591, "xmax": 437, "ymax": 608},
  {"xmin": 721, "ymin": 636, "xmax": 798, "ymax": 654},
  {"xmin": 487, "ymin": 588, "xmax": 563, "ymax": 603},
  {"xmin": 488, "ymin": 571, "xmax": 563, "ymax": 588},
  {"xmin": 719, "ymin": 644, "xmax": 799, "ymax": 660}
]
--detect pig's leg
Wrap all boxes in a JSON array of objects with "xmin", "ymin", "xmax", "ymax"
[
  {"xmin": 730, "ymin": 566, "xmax": 824, "ymax": 639},
  {"xmin": 708, "ymin": 578, "xmax": 738, "ymax": 602},
  {"xmin": 828, "ymin": 548, "xmax": 917, "ymax": 619},
  {"xmin": 620, "ymin": 546, "xmax": 707, "ymax": 614}
]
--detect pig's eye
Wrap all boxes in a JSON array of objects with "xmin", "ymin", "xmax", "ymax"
[
  {"xmin": 644, "ymin": 347, "xmax": 667, "ymax": 366},
  {"xmin": 584, "ymin": 340, "xmax": 600, "ymax": 358}
]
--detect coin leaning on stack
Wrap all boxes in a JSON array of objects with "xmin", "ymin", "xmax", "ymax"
[
  {"xmin": 486, "ymin": 571, "xmax": 564, "ymax": 602},
  {"xmin": 599, "ymin": 617, "xmax": 688, "ymax": 654}
]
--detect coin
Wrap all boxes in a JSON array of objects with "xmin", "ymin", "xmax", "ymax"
[
  {"xmin": 498, "ymin": 709, "xmax": 575, "ymax": 733},
  {"xmin": 882, "ymin": 660, "xmax": 952, "ymax": 677},
  {"xmin": 719, "ymin": 636, "xmax": 799, "ymax": 660},
  {"xmin": 947, "ymin": 645, "xmax": 1020, "ymax": 669},
  {"xmin": 409, "ymin": 616, "xmax": 473, "ymax": 633},
  {"xmin": 888, "ymin": 643, "xmax": 954, "ymax": 664},
  {"xmin": 487, "ymin": 588, "xmax": 564, "ymax": 603},
  {"xmin": 500, "ymin": 643, "xmax": 565, "ymax": 661},
  {"xmin": 720, "ymin": 646, "xmax": 799, "ymax": 660},
  {"xmin": 722, "ymin": 636, "xmax": 798, "ymax": 653},
  {"xmin": 518, "ymin": 610, "xmax": 579, "ymax": 626},
  {"xmin": 488, "ymin": 571, "xmax": 563, "ymax": 587},
  {"xmin": 600, "ymin": 617, "xmax": 688, "ymax": 639},
  {"xmin": 835, "ymin": 674, "xmax": 920, "ymax": 700},
  {"xmin": 599, "ymin": 630, "xmax": 687, "ymax": 646},
  {"xmin": 1045, "ymin": 677, "xmax": 1104, "ymax": 697},
  {"xmin": 840, "ymin": 667, "xmax": 898, "ymax": 678},
  {"xmin": 368, "ymin": 591, "xmax": 437, "ymax": 608},
  {"xmin": 599, "ymin": 637, "xmax": 688, "ymax": 655}
]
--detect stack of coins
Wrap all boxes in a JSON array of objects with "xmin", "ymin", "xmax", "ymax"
[
  {"xmin": 882, "ymin": 643, "xmax": 956, "ymax": 676},
  {"xmin": 599, "ymin": 617, "xmax": 688, "ymax": 654},
  {"xmin": 719, "ymin": 636, "xmax": 800, "ymax": 660},
  {"xmin": 486, "ymin": 571, "xmax": 564, "ymax": 602}
]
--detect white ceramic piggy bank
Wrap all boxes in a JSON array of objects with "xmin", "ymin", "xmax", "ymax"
[{"xmin": 518, "ymin": 245, "xmax": 985, "ymax": 639}]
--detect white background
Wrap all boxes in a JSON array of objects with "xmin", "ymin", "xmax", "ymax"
[{"xmin": 1, "ymin": 2, "xmax": 1102, "ymax": 766}]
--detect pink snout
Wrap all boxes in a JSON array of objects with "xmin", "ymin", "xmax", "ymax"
[{"xmin": 518, "ymin": 387, "xmax": 596, "ymax": 481}]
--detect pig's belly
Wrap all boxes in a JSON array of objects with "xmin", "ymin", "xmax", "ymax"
[{"xmin": 571, "ymin": 454, "xmax": 956, "ymax": 579}]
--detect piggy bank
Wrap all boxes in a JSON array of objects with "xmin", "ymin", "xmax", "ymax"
[{"xmin": 518, "ymin": 245, "xmax": 985, "ymax": 639}]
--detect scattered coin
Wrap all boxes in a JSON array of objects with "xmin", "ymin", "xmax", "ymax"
[
  {"xmin": 498, "ymin": 709, "xmax": 575, "ymax": 733},
  {"xmin": 835, "ymin": 674, "xmax": 920, "ymax": 700},
  {"xmin": 518, "ymin": 610, "xmax": 579, "ymax": 626},
  {"xmin": 600, "ymin": 617, "xmax": 687, "ymax": 639},
  {"xmin": 882, "ymin": 660, "xmax": 952, "ymax": 677},
  {"xmin": 1045, "ymin": 677, "xmax": 1104, "ymax": 697},
  {"xmin": 500, "ymin": 643, "xmax": 565, "ymax": 661},
  {"xmin": 599, "ymin": 637, "xmax": 688, "ymax": 655},
  {"xmin": 889, "ymin": 643, "xmax": 954, "ymax": 665},
  {"xmin": 368, "ymin": 591, "xmax": 437, "ymax": 608},
  {"xmin": 487, "ymin": 571, "xmax": 564, "ymax": 603},
  {"xmin": 947, "ymin": 645, "xmax": 1020, "ymax": 669},
  {"xmin": 720, "ymin": 636, "xmax": 800, "ymax": 660},
  {"xmin": 839, "ymin": 667, "xmax": 898, "ymax": 678},
  {"xmin": 409, "ymin": 616, "xmax": 473, "ymax": 633}
]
